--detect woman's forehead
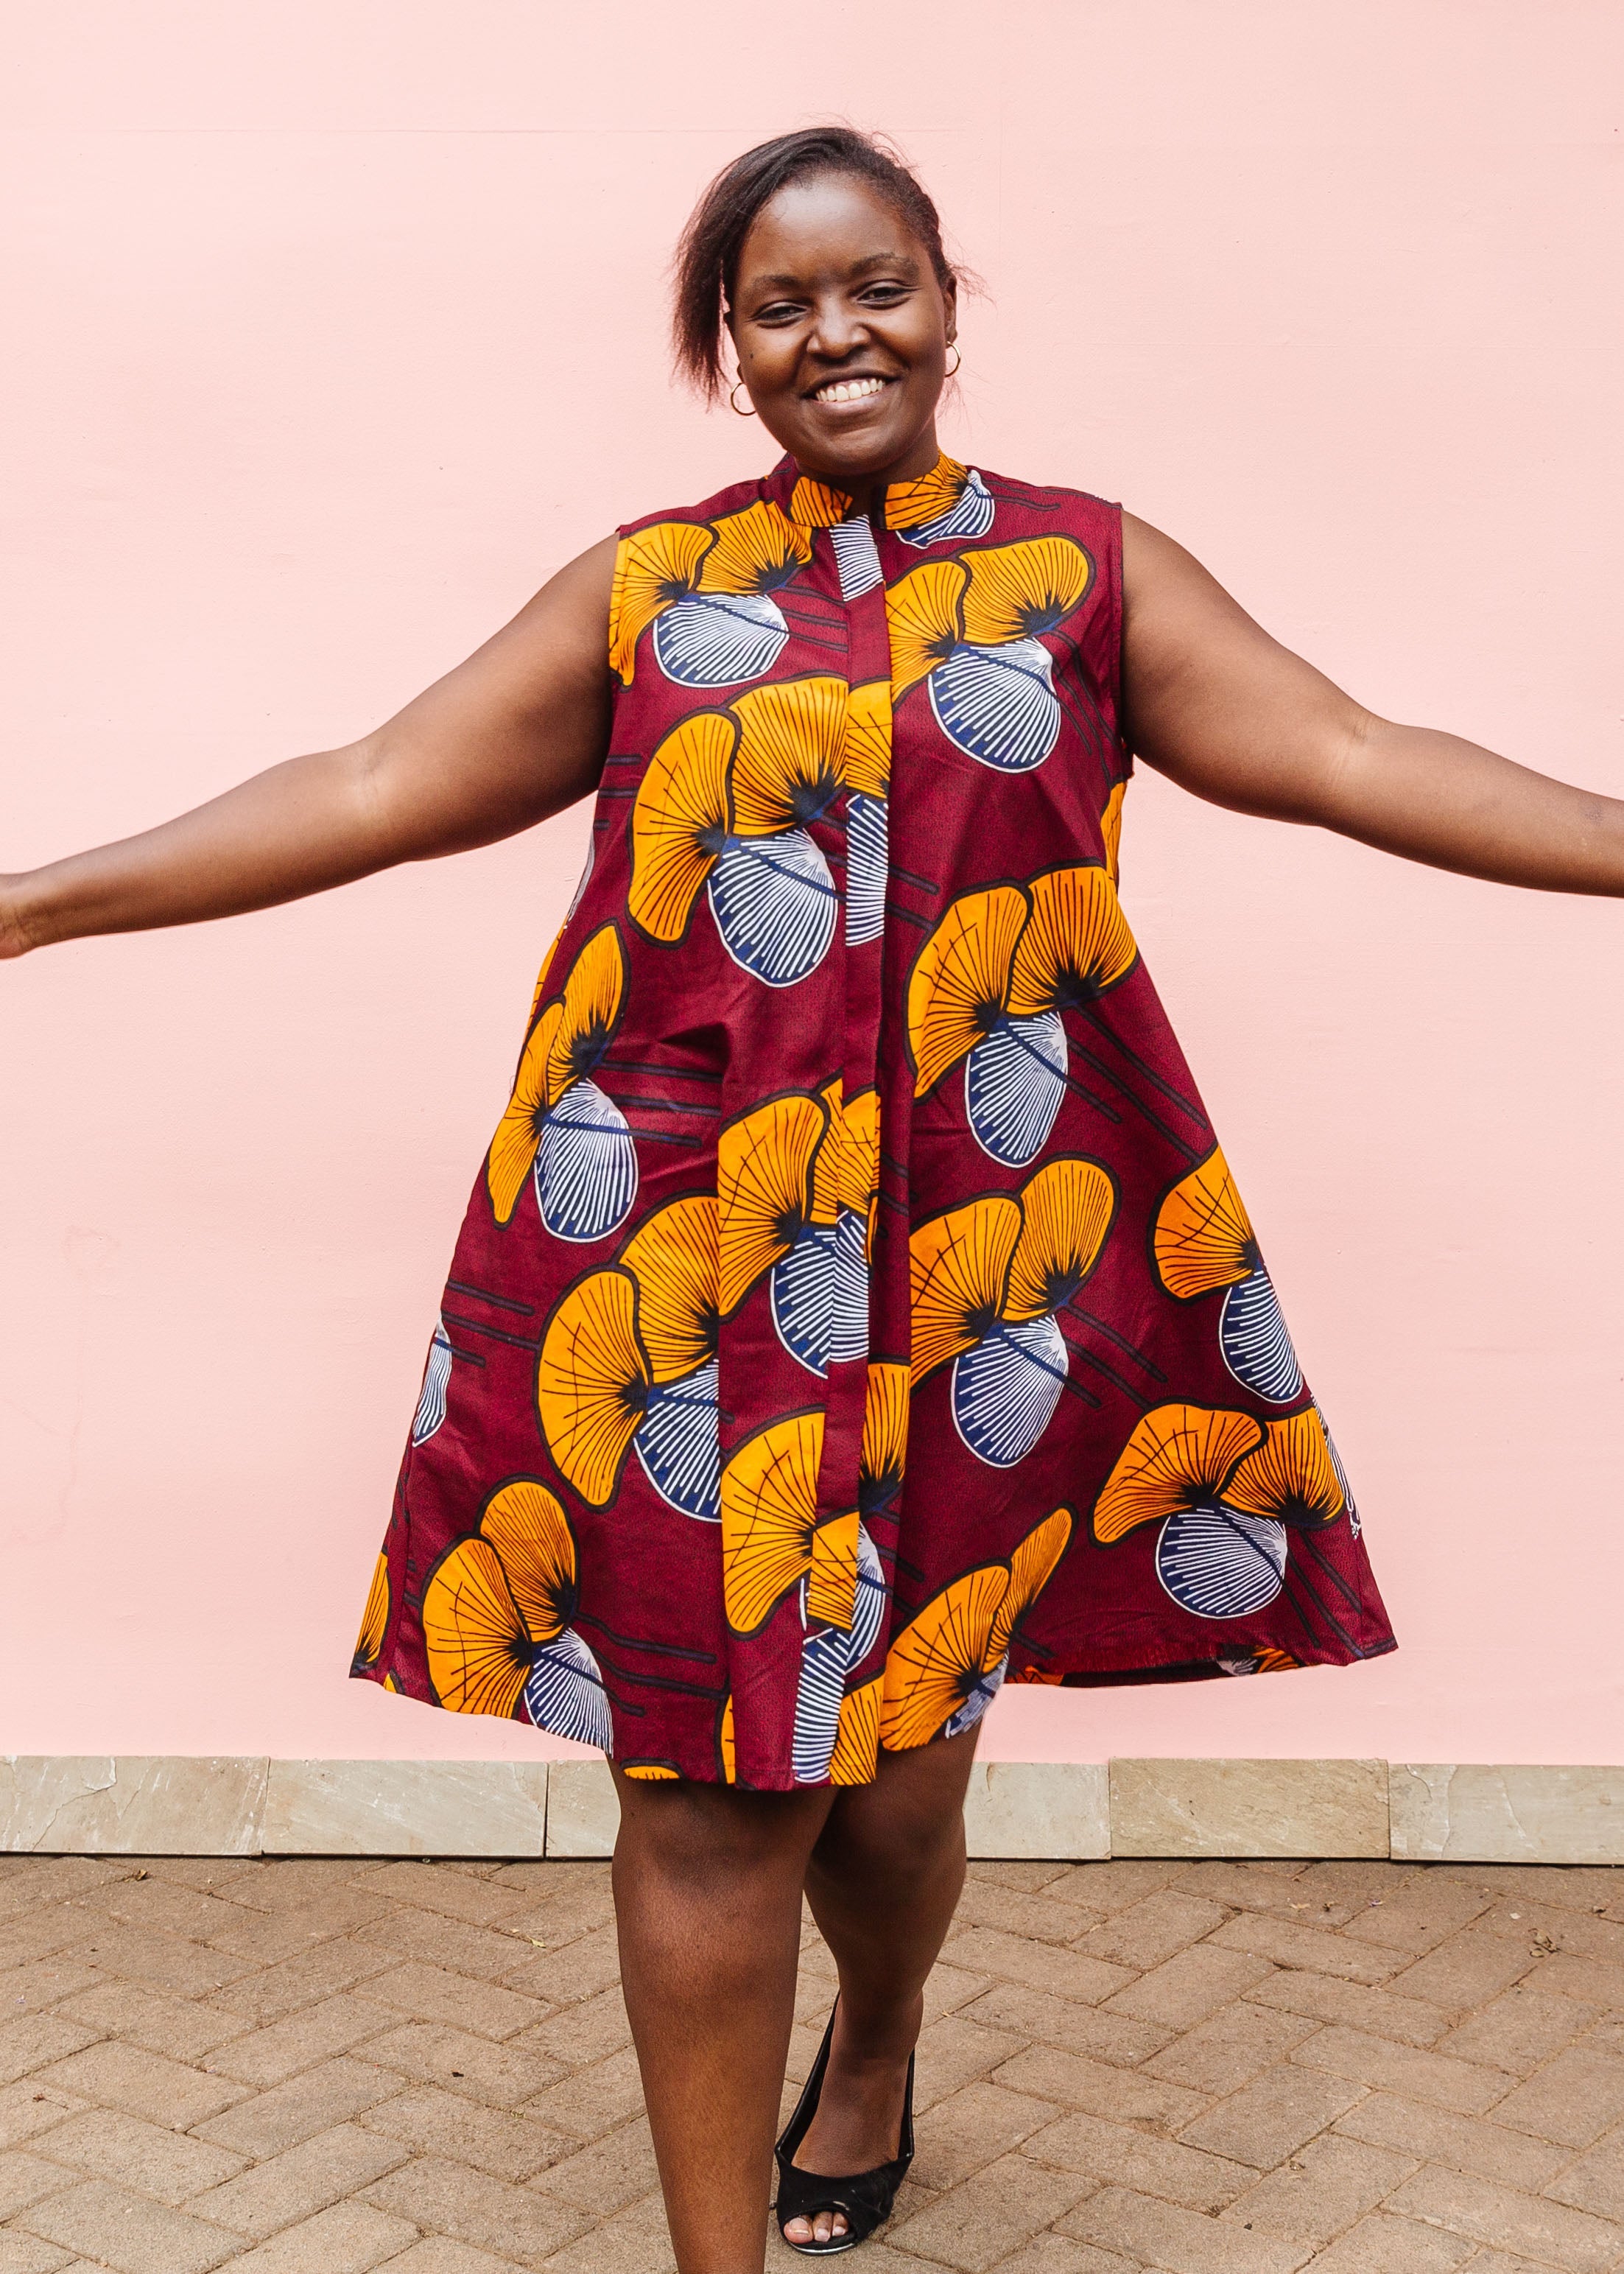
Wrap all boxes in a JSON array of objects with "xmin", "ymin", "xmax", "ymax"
[{"xmin": 736, "ymin": 175, "xmax": 924, "ymax": 281}]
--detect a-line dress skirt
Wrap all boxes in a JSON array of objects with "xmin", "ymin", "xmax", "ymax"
[{"xmin": 349, "ymin": 448, "xmax": 1396, "ymax": 1791}]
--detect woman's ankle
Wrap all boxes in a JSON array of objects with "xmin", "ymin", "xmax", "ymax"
[{"xmin": 828, "ymin": 1987, "xmax": 924, "ymax": 2067}]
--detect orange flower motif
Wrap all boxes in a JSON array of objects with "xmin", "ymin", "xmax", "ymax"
[
  {"xmin": 609, "ymin": 503, "xmax": 812, "ymax": 688},
  {"xmin": 351, "ymin": 1554, "xmax": 389, "ymax": 1674},
  {"xmin": 628, "ymin": 683, "xmax": 844, "ymax": 988},
  {"xmin": 1092, "ymin": 1403, "xmax": 1333, "ymax": 1626},
  {"xmin": 695, "ymin": 500, "xmax": 812, "ymax": 596},
  {"xmin": 887, "ymin": 537, "xmax": 1093, "ymax": 774},
  {"xmin": 536, "ymin": 1197, "xmax": 719, "ymax": 1518},
  {"xmin": 907, "ymin": 886, "xmax": 1032, "ymax": 1098},
  {"xmin": 620, "ymin": 1195, "xmax": 719, "ymax": 1384},
  {"xmin": 842, "ymin": 679, "xmax": 893, "ymax": 800},
  {"xmin": 717, "ymin": 1081, "xmax": 871, "ymax": 1377},
  {"xmin": 906, "ymin": 868, "xmax": 1138, "ymax": 1167},
  {"xmin": 910, "ymin": 1193, "xmax": 1023, "ymax": 1385},
  {"xmin": 1153, "ymin": 1150, "xmax": 1256, "ymax": 1299},
  {"xmin": 960, "ymin": 538, "xmax": 1092, "ymax": 646},
  {"xmin": 421, "ymin": 1482, "xmax": 609, "ymax": 1748},
  {"xmin": 789, "ymin": 474, "xmax": 856, "ymax": 527},
  {"xmin": 720, "ymin": 1410, "xmax": 857, "ymax": 1637},
  {"xmin": 884, "ymin": 455, "xmax": 975, "ymax": 531},
  {"xmin": 860, "ymin": 1361, "xmax": 910, "ymax": 1525},
  {"xmin": 1223, "ymin": 1411, "xmax": 1344, "ymax": 1529},
  {"xmin": 1100, "ymin": 782, "xmax": 1125, "ymax": 885},
  {"xmin": 918, "ymin": 1166, "xmax": 1116, "ymax": 1473},
  {"xmin": 628, "ymin": 713, "xmax": 736, "ymax": 945},
  {"xmin": 887, "ymin": 558, "xmax": 970, "ymax": 702},
  {"xmin": 891, "ymin": 457, "xmax": 996, "ymax": 545},
  {"xmin": 879, "ymin": 1508, "xmax": 1072, "ymax": 1751},
  {"xmin": 830, "ymin": 1674, "xmax": 882, "ymax": 1786},
  {"xmin": 1092, "ymin": 1404, "xmax": 1265, "ymax": 1545},
  {"xmin": 486, "ymin": 924, "xmax": 636, "ymax": 1243},
  {"xmin": 717, "ymin": 1089, "xmax": 837, "ymax": 1316},
  {"xmin": 1153, "ymin": 1151, "xmax": 1303, "ymax": 1406},
  {"xmin": 728, "ymin": 677, "xmax": 848, "ymax": 835},
  {"xmin": 609, "ymin": 522, "xmax": 713, "ymax": 684}
]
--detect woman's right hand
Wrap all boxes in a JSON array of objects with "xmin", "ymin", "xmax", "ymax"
[
  {"xmin": 0, "ymin": 881, "xmax": 37, "ymax": 960},
  {"xmin": 4, "ymin": 534, "xmax": 619, "ymax": 955}
]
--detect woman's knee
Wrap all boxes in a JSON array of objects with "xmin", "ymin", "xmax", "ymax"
[
  {"xmin": 812, "ymin": 1759, "xmax": 969, "ymax": 1892},
  {"xmin": 614, "ymin": 1776, "xmax": 828, "ymax": 1903}
]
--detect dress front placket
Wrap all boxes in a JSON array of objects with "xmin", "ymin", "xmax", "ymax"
[{"xmin": 809, "ymin": 512, "xmax": 892, "ymax": 1543}]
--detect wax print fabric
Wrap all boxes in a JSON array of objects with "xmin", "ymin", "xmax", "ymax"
[{"xmin": 351, "ymin": 452, "xmax": 1395, "ymax": 1789}]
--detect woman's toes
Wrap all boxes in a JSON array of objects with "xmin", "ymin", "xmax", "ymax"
[{"xmin": 784, "ymin": 2208, "xmax": 851, "ymax": 2246}]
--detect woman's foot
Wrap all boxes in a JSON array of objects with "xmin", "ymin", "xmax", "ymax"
[{"xmin": 781, "ymin": 1997, "xmax": 918, "ymax": 2248}]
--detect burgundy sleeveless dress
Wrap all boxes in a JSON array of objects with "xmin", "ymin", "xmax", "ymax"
[{"xmin": 350, "ymin": 452, "xmax": 1395, "ymax": 1790}]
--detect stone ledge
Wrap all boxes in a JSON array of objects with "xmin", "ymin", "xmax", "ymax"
[
  {"xmin": 544, "ymin": 1756, "xmax": 620, "ymax": 1856},
  {"xmin": 0, "ymin": 1756, "xmax": 267, "ymax": 1855},
  {"xmin": 262, "ymin": 1758, "xmax": 549, "ymax": 1857},
  {"xmin": 1111, "ymin": 1756, "xmax": 1390, "ymax": 1859},
  {"xmin": 963, "ymin": 1761, "xmax": 1110, "ymax": 1860},
  {"xmin": 544, "ymin": 1759, "xmax": 1114, "ymax": 1860},
  {"xmin": 1, "ymin": 1756, "xmax": 1621, "ymax": 1859},
  {"xmin": 1391, "ymin": 1763, "xmax": 1624, "ymax": 1863}
]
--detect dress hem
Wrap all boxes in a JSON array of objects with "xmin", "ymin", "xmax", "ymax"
[{"xmin": 351, "ymin": 1624, "xmax": 1399, "ymax": 1788}]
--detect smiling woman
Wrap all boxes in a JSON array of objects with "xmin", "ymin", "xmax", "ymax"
[{"xmin": 6, "ymin": 117, "xmax": 1624, "ymax": 2274}]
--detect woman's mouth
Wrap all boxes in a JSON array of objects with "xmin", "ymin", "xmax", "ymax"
[{"xmin": 810, "ymin": 375, "xmax": 893, "ymax": 406}]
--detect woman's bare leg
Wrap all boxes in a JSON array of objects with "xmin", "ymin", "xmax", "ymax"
[
  {"xmin": 611, "ymin": 1769, "xmax": 833, "ymax": 2273},
  {"xmin": 782, "ymin": 1727, "xmax": 981, "ymax": 2247}
]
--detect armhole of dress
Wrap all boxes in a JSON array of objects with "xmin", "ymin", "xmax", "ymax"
[
  {"xmin": 605, "ymin": 526, "xmax": 633, "ymax": 692},
  {"xmin": 1106, "ymin": 501, "xmax": 1131, "ymax": 783}
]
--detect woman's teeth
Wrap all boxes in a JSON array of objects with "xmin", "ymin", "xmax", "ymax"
[{"xmin": 816, "ymin": 376, "xmax": 887, "ymax": 403}]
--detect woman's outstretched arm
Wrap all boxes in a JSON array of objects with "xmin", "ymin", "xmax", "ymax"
[
  {"xmin": 1121, "ymin": 513, "xmax": 1624, "ymax": 894},
  {"xmin": 0, "ymin": 535, "xmax": 619, "ymax": 960}
]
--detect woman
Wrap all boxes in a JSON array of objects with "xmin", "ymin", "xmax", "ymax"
[{"xmin": 4, "ymin": 126, "xmax": 1618, "ymax": 2267}]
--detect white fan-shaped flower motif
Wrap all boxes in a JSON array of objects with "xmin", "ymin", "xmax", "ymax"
[
  {"xmin": 706, "ymin": 831, "xmax": 838, "ymax": 988},
  {"xmin": 411, "ymin": 1321, "xmax": 454, "ymax": 1446},
  {"xmin": 829, "ymin": 517, "xmax": 884, "ymax": 599},
  {"xmin": 791, "ymin": 1527, "xmax": 887, "ymax": 1783},
  {"xmin": 653, "ymin": 592, "xmax": 788, "ymax": 687},
  {"xmin": 523, "ymin": 1625, "xmax": 613, "ymax": 1750},
  {"xmin": 898, "ymin": 469, "xmax": 995, "ymax": 548},
  {"xmin": 952, "ymin": 1316, "xmax": 1068, "ymax": 1469},
  {"xmin": 1156, "ymin": 1504, "xmax": 1287, "ymax": 1619}
]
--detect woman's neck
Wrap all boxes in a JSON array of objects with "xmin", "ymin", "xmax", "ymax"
[{"xmin": 793, "ymin": 424, "xmax": 944, "ymax": 513}]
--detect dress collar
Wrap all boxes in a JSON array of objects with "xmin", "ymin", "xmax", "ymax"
[{"xmin": 764, "ymin": 450, "xmax": 974, "ymax": 533}]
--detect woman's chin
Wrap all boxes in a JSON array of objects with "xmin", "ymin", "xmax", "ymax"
[{"xmin": 777, "ymin": 411, "xmax": 931, "ymax": 485}]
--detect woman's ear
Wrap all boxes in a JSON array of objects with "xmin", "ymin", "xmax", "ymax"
[{"xmin": 942, "ymin": 280, "xmax": 959, "ymax": 347}]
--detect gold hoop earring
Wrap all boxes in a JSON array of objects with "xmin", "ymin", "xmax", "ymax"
[
  {"xmin": 944, "ymin": 345, "xmax": 962, "ymax": 378},
  {"xmin": 729, "ymin": 376, "xmax": 756, "ymax": 417}
]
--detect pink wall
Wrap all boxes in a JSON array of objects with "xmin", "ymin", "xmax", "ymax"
[{"xmin": 4, "ymin": 2, "xmax": 1622, "ymax": 1768}]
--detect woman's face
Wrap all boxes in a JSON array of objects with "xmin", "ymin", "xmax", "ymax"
[{"xmin": 728, "ymin": 171, "xmax": 956, "ymax": 494}]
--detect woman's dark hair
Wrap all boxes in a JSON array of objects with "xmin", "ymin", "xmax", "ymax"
[{"xmin": 672, "ymin": 127, "xmax": 958, "ymax": 402}]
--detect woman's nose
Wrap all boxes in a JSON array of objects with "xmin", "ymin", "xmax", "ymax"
[{"xmin": 806, "ymin": 300, "xmax": 868, "ymax": 359}]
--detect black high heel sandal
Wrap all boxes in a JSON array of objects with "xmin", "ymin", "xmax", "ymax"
[{"xmin": 774, "ymin": 2004, "xmax": 915, "ymax": 2256}]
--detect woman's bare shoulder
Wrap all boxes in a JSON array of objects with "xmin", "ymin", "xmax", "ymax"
[{"xmin": 501, "ymin": 533, "xmax": 619, "ymax": 666}]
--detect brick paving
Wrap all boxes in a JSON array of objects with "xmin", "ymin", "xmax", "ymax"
[{"xmin": 0, "ymin": 1857, "xmax": 1622, "ymax": 2267}]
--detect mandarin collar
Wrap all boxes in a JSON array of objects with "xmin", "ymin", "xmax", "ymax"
[{"xmin": 763, "ymin": 450, "xmax": 971, "ymax": 533}]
